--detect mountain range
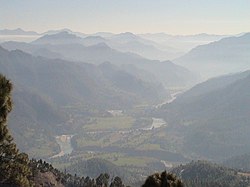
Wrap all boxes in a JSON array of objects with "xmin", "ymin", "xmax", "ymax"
[
  {"xmin": 0, "ymin": 28, "xmax": 39, "ymax": 35},
  {"xmin": 174, "ymin": 33, "xmax": 250, "ymax": 78},
  {"xmin": 1, "ymin": 28, "xmax": 230, "ymax": 61},
  {"xmin": 2, "ymin": 32, "xmax": 199, "ymax": 88}
]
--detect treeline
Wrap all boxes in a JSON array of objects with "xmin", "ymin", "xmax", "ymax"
[
  {"xmin": 30, "ymin": 159, "xmax": 127, "ymax": 187},
  {"xmin": 64, "ymin": 158, "xmax": 139, "ymax": 185}
]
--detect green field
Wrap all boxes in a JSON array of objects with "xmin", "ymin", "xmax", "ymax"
[{"xmin": 83, "ymin": 116, "xmax": 135, "ymax": 131}]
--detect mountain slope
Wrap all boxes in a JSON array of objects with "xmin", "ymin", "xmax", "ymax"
[
  {"xmin": 66, "ymin": 158, "xmax": 140, "ymax": 185},
  {"xmin": 174, "ymin": 33, "xmax": 250, "ymax": 78},
  {"xmin": 171, "ymin": 161, "xmax": 249, "ymax": 187},
  {"xmin": 9, "ymin": 88, "xmax": 67, "ymax": 158},
  {"xmin": 223, "ymin": 153, "xmax": 250, "ymax": 172},
  {"xmin": 157, "ymin": 71, "xmax": 250, "ymax": 160}
]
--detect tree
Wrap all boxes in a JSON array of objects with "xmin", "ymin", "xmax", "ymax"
[
  {"xmin": 96, "ymin": 173, "xmax": 110, "ymax": 187},
  {"xmin": 142, "ymin": 171, "xmax": 183, "ymax": 187},
  {"xmin": 0, "ymin": 74, "xmax": 32, "ymax": 186},
  {"xmin": 110, "ymin": 176, "xmax": 124, "ymax": 187}
]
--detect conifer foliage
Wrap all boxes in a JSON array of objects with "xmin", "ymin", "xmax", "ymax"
[
  {"xmin": 0, "ymin": 74, "xmax": 32, "ymax": 186},
  {"xmin": 142, "ymin": 171, "xmax": 183, "ymax": 187}
]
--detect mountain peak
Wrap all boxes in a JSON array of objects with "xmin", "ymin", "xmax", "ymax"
[
  {"xmin": 0, "ymin": 28, "xmax": 39, "ymax": 35},
  {"xmin": 117, "ymin": 32, "xmax": 137, "ymax": 38},
  {"xmin": 45, "ymin": 31, "xmax": 81, "ymax": 39},
  {"xmin": 111, "ymin": 32, "xmax": 139, "ymax": 40},
  {"xmin": 32, "ymin": 31, "xmax": 82, "ymax": 44}
]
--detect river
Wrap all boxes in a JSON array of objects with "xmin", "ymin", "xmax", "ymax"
[
  {"xmin": 50, "ymin": 90, "xmax": 181, "ymax": 158},
  {"xmin": 50, "ymin": 117, "xmax": 166, "ymax": 158},
  {"xmin": 155, "ymin": 91, "xmax": 183, "ymax": 108},
  {"xmin": 142, "ymin": 118, "xmax": 166, "ymax": 130},
  {"xmin": 50, "ymin": 134, "xmax": 74, "ymax": 158}
]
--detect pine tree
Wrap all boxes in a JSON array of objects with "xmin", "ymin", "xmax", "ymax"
[
  {"xmin": 110, "ymin": 176, "xmax": 124, "ymax": 187},
  {"xmin": 142, "ymin": 171, "xmax": 183, "ymax": 187},
  {"xmin": 0, "ymin": 74, "xmax": 32, "ymax": 186}
]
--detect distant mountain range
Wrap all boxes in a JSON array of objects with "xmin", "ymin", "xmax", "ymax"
[
  {"xmin": 0, "ymin": 28, "xmax": 39, "ymax": 35},
  {"xmin": 139, "ymin": 33, "xmax": 228, "ymax": 53},
  {"xmin": 30, "ymin": 31, "xmax": 182, "ymax": 60},
  {"xmin": 1, "ymin": 28, "xmax": 231, "ymax": 61},
  {"xmin": 157, "ymin": 70, "xmax": 250, "ymax": 160},
  {"xmin": 174, "ymin": 33, "xmax": 250, "ymax": 78},
  {"xmin": 2, "ymin": 32, "xmax": 199, "ymax": 88},
  {"xmin": 32, "ymin": 31, "xmax": 83, "ymax": 45}
]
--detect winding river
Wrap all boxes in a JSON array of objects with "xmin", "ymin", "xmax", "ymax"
[
  {"xmin": 50, "ymin": 90, "xmax": 183, "ymax": 158},
  {"xmin": 155, "ymin": 91, "xmax": 183, "ymax": 108},
  {"xmin": 50, "ymin": 117, "xmax": 166, "ymax": 158},
  {"xmin": 50, "ymin": 135, "xmax": 74, "ymax": 158}
]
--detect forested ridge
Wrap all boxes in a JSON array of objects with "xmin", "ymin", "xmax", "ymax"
[{"xmin": 172, "ymin": 160, "xmax": 250, "ymax": 187}]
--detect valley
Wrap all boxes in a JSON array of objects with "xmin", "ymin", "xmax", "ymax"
[
  {"xmin": 29, "ymin": 88, "xmax": 186, "ymax": 183},
  {"xmin": 1, "ymin": 27, "xmax": 250, "ymax": 186}
]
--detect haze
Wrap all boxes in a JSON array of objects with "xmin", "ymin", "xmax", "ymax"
[
  {"xmin": 1, "ymin": 1, "xmax": 250, "ymax": 186},
  {"xmin": 1, "ymin": 0, "xmax": 250, "ymax": 35}
]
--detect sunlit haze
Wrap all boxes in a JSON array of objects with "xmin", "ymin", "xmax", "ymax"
[
  {"xmin": 1, "ymin": 1, "xmax": 250, "ymax": 186},
  {"xmin": 1, "ymin": 0, "xmax": 250, "ymax": 35}
]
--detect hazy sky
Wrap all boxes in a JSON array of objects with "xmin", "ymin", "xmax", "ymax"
[{"xmin": 1, "ymin": 0, "xmax": 250, "ymax": 35}]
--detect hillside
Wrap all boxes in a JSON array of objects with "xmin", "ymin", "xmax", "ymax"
[
  {"xmin": 9, "ymin": 87, "xmax": 64, "ymax": 158},
  {"xmin": 157, "ymin": 71, "xmax": 250, "ymax": 160},
  {"xmin": 30, "ymin": 159, "xmax": 129, "ymax": 187},
  {"xmin": 174, "ymin": 33, "xmax": 250, "ymax": 78},
  {"xmin": 223, "ymin": 153, "xmax": 250, "ymax": 172},
  {"xmin": 66, "ymin": 158, "xmax": 140, "ymax": 185},
  {"xmin": 171, "ymin": 160, "xmax": 250, "ymax": 187}
]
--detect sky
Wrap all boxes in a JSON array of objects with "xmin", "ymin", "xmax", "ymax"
[{"xmin": 1, "ymin": 0, "xmax": 250, "ymax": 35}]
